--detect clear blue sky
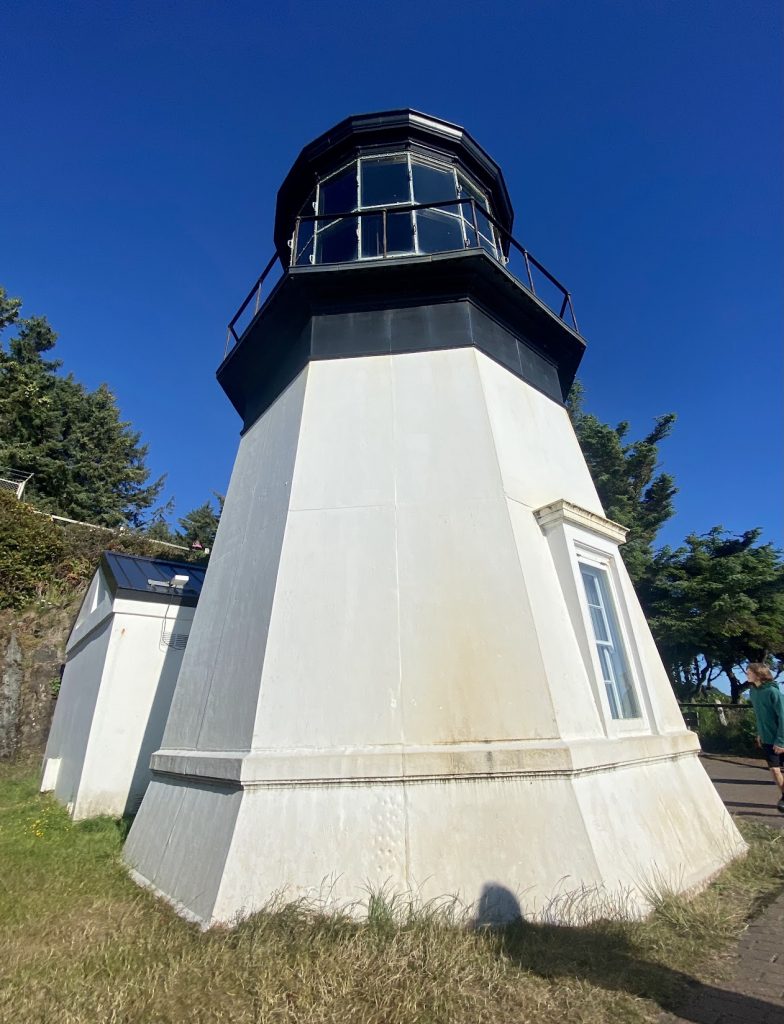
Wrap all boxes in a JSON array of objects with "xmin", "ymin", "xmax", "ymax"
[{"xmin": 2, "ymin": 1, "xmax": 781, "ymax": 548}]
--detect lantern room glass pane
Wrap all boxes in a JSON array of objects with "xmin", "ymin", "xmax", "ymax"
[
  {"xmin": 385, "ymin": 210, "xmax": 414, "ymax": 253},
  {"xmin": 468, "ymin": 206, "xmax": 494, "ymax": 242},
  {"xmin": 291, "ymin": 156, "xmax": 505, "ymax": 267},
  {"xmin": 316, "ymin": 217, "xmax": 358, "ymax": 264},
  {"xmin": 416, "ymin": 209, "xmax": 464, "ymax": 254},
  {"xmin": 360, "ymin": 211, "xmax": 415, "ymax": 257},
  {"xmin": 360, "ymin": 213, "xmax": 384, "ymax": 258},
  {"xmin": 459, "ymin": 203, "xmax": 479, "ymax": 247},
  {"xmin": 294, "ymin": 219, "xmax": 315, "ymax": 265},
  {"xmin": 319, "ymin": 167, "xmax": 357, "ymax": 217},
  {"xmin": 459, "ymin": 176, "xmax": 495, "ymax": 239},
  {"xmin": 479, "ymin": 234, "xmax": 498, "ymax": 257},
  {"xmin": 458, "ymin": 174, "xmax": 487, "ymax": 208},
  {"xmin": 412, "ymin": 162, "xmax": 457, "ymax": 206},
  {"xmin": 361, "ymin": 158, "xmax": 410, "ymax": 207}
]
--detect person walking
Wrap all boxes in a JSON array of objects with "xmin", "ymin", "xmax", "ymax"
[{"xmin": 747, "ymin": 662, "xmax": 784, "ymax": 813}]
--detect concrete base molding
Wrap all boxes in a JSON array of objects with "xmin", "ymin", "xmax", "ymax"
[
  {"xmin": 148, "ymin": 731, "xmax": 701, "ymax": 785},
  {"xmin": 124, "ymin": 749, "xmax": 744, "ymax": 928}
]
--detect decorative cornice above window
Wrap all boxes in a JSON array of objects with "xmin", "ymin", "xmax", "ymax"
[{"xmin": 534, "ymin": 499, "xmax": 628, "ymax": 545}]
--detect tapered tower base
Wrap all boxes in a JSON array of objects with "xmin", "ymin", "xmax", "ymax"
[
  {"xmin": 124, "ymin": 348, "xmax": 744, "ymax": 925},
  {"xmin": 127, "ymin": 742, "xmax": 740, "ymax": 927}
]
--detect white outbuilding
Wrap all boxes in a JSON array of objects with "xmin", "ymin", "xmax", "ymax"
[{"xmin": 41, "ymin": 551, "xmax": 206, "ymax": 820}]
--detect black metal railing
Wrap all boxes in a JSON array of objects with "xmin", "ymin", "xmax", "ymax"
[
  {"xmin": 224, "ymin": 254, "xmax": 285, "ymax": 356},
  {"xmin": 225, "ymin": 198, "xmax": 578, "ymax": 356}
]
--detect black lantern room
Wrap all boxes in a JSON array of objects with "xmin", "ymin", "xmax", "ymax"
[{"xmin": 219, "ymin": 110, "xmax": 584, "ymax": 430}]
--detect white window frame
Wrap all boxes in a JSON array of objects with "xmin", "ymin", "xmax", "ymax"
[
  {"xmin": 574, "ymin": 544, "xmax": 642, "ymax": 728},
  {"xmin": 534, "ymin": 500, "xmax": 650, "ymax": 736}
]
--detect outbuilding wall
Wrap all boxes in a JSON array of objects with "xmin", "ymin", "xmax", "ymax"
[{"xmin": 43, "ymin": 576, "xmax": 195, "ymax": 819}]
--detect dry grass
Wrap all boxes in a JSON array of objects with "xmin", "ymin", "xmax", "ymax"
[{"xmin": 2, "ymin": 761, "xmax": 783, "ymax": 1024}]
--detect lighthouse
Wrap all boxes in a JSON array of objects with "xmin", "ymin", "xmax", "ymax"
[{"xmin": 125, "ymin": 110, "xmax": 743, "ymax": 926}]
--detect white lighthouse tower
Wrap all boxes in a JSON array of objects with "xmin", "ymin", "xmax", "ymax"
[{"xmin": 125, "ymin": 110, "xmax": 743, "ymax": 926}]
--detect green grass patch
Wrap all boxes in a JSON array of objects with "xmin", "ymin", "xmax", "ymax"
[{"xmin": 2, "ymin": 761, "xmax": 783, "ymax": 1023}]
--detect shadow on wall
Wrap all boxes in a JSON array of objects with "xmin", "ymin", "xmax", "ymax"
[
  {"xmin": 474, "ymin": 884, "xmax": 778, "ymax": 1024},
  {"xmin": 124, "ymin": 607, "xmax": 191, "ymax": 818}
]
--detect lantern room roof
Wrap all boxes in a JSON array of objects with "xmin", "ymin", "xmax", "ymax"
[{"xmin": 273, "ymin": 109, "xmax": 515, "ymax": 262}]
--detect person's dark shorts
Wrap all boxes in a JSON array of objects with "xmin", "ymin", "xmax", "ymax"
[{"xmin": 762, "ymin": 744, "xmax": 784, "ymax": 768}]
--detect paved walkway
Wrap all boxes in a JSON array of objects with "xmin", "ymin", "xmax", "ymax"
[
  {"xmin": 702, "ymin": 753, "xmax": 784, "ymax": 829},
  {"xmin": 660, "ymin": 753, "xmax": 784, "ymax": 1024}
]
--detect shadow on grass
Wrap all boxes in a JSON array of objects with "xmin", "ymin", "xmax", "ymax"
[
  {"xmin": 117, "ymin": 813, "xmax": 135, "ymax": 841},
  {"xmin": 477, "ymin": 884, "xmax": 780, "ymax": 1024},
  {"xmin": 73, "ymin": 812, "xmax": 134, "ymax": 841}
]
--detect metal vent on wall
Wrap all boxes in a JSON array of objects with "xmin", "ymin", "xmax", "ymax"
[{"xmin": 161, "ymin": 632, "xmax": 189, "ymax": 651}]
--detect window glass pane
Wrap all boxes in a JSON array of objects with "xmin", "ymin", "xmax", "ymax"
[
  {"xmin": 580, "ymin": 564, "xmax": 639, "ymax": 720},
  {"xmin": 459, "ymin": 174, "xmax": 489, "ymax": 208},
  {"xmin": 294, "ymin": 219, "xmax": 314, "ymax": 266},
  {"xmin": 299, "ymin": 189, "xmax": 317, "ymax": 215},
  {"xmin": 319, "ymin": 167, "xmax": 357, "ymax": 217},
  {"xmin": 479, "ymin": 234, "xmax": 498, "ymax": 258},
  {"xmin": 461, "ymin": 203, "xmax": 480, "ymax": 248},
  {"xmin": 385, "ymin": 210, "xmax": 414, "ymax": 254},
  {"xmin": 356, "ymin": 210, "xmax": 417, "ymax": 258},
  {"xmin": 581, "ymin": 568, "xmax": 601, "ymax": 607},
  {"xmin": 360, "ymin": 213, "xmax": 384, "ymax": 258},
  {"xmin": 599, "ymin": 581, "xmax": 640, "ymax": 718},
  {"xmin": 361, "ymin": 158, "xmax": 410, "ymax": 207},
  {"xmin": 604, "ymin": 680, "xmax": 621, "ymax": 719},
  {"xmin": 589, "ymin": 604, "xmax": 609, "ymax": 643},
  {"xmin": 459, "ymin": 176, "xmax": 495, "ymax": 237},
  {"xmin": 316, "ymin": 217, "xmax": 357, "ymax": 264},
  {"xmin": 412, "ymin": 161, "xmax": 457, "ymax": 206},
  {"xmin": 618, "ymin": 670, "xmax": 639, "ymax": 718},
  {"xmin": 416, "ymin": 209, "xmax": 464, "ymax": 254},
  {"xmin": 474, "ymin": 208, "xmax": 494, "ymax": 240},
  {"xmin": 598, "ymin": 646, "xmax": 615, "ymax": 686},
  {"xmin": 461, "ymin": 202, "xmax": 488, "ymax": 239}
]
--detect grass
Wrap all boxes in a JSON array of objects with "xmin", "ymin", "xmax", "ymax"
[{"xmin": 2, "ymin": 761, "xmax": 784, "ymax": 1024}]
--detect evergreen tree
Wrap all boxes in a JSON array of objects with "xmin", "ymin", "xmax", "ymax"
[
  {"xmin": 568, "ymin": 381, "xmax": 676, "ymax": 584},
  {"xmin": 0, "ymin": 289, "xmax": 22, "ymax": 332},
  {"xmin": 145, "ymin": 498, "xmax": 182, "ymax": 545},
  {"xmin": 178, "ymin": 494, "xmax": 223, "ymax": 549},
  {"xmin": 0, "ymin": 286, "xmax": 163, "ymax": 526},
  {"xmin": 644, "ymin": 528, "xmax": 784, "ymax": 702}
]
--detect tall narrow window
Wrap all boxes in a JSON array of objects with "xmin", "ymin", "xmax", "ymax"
[{"xmin": 579, "ymin": 563, "xmax": 639, "ymax": 720}]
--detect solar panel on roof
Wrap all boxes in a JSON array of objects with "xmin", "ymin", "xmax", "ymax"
[{"xmin": 101, "ymin": 551, "xmax": 207, "ymax": 601}]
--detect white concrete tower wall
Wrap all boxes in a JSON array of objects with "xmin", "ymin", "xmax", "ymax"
[
  {"xmin": 161, "ymin": 370, "xmax": 306, "ymax": 755},
  {"xmin": 125, "ymin": 347, "xmax": 744, "ymax": 925}
]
